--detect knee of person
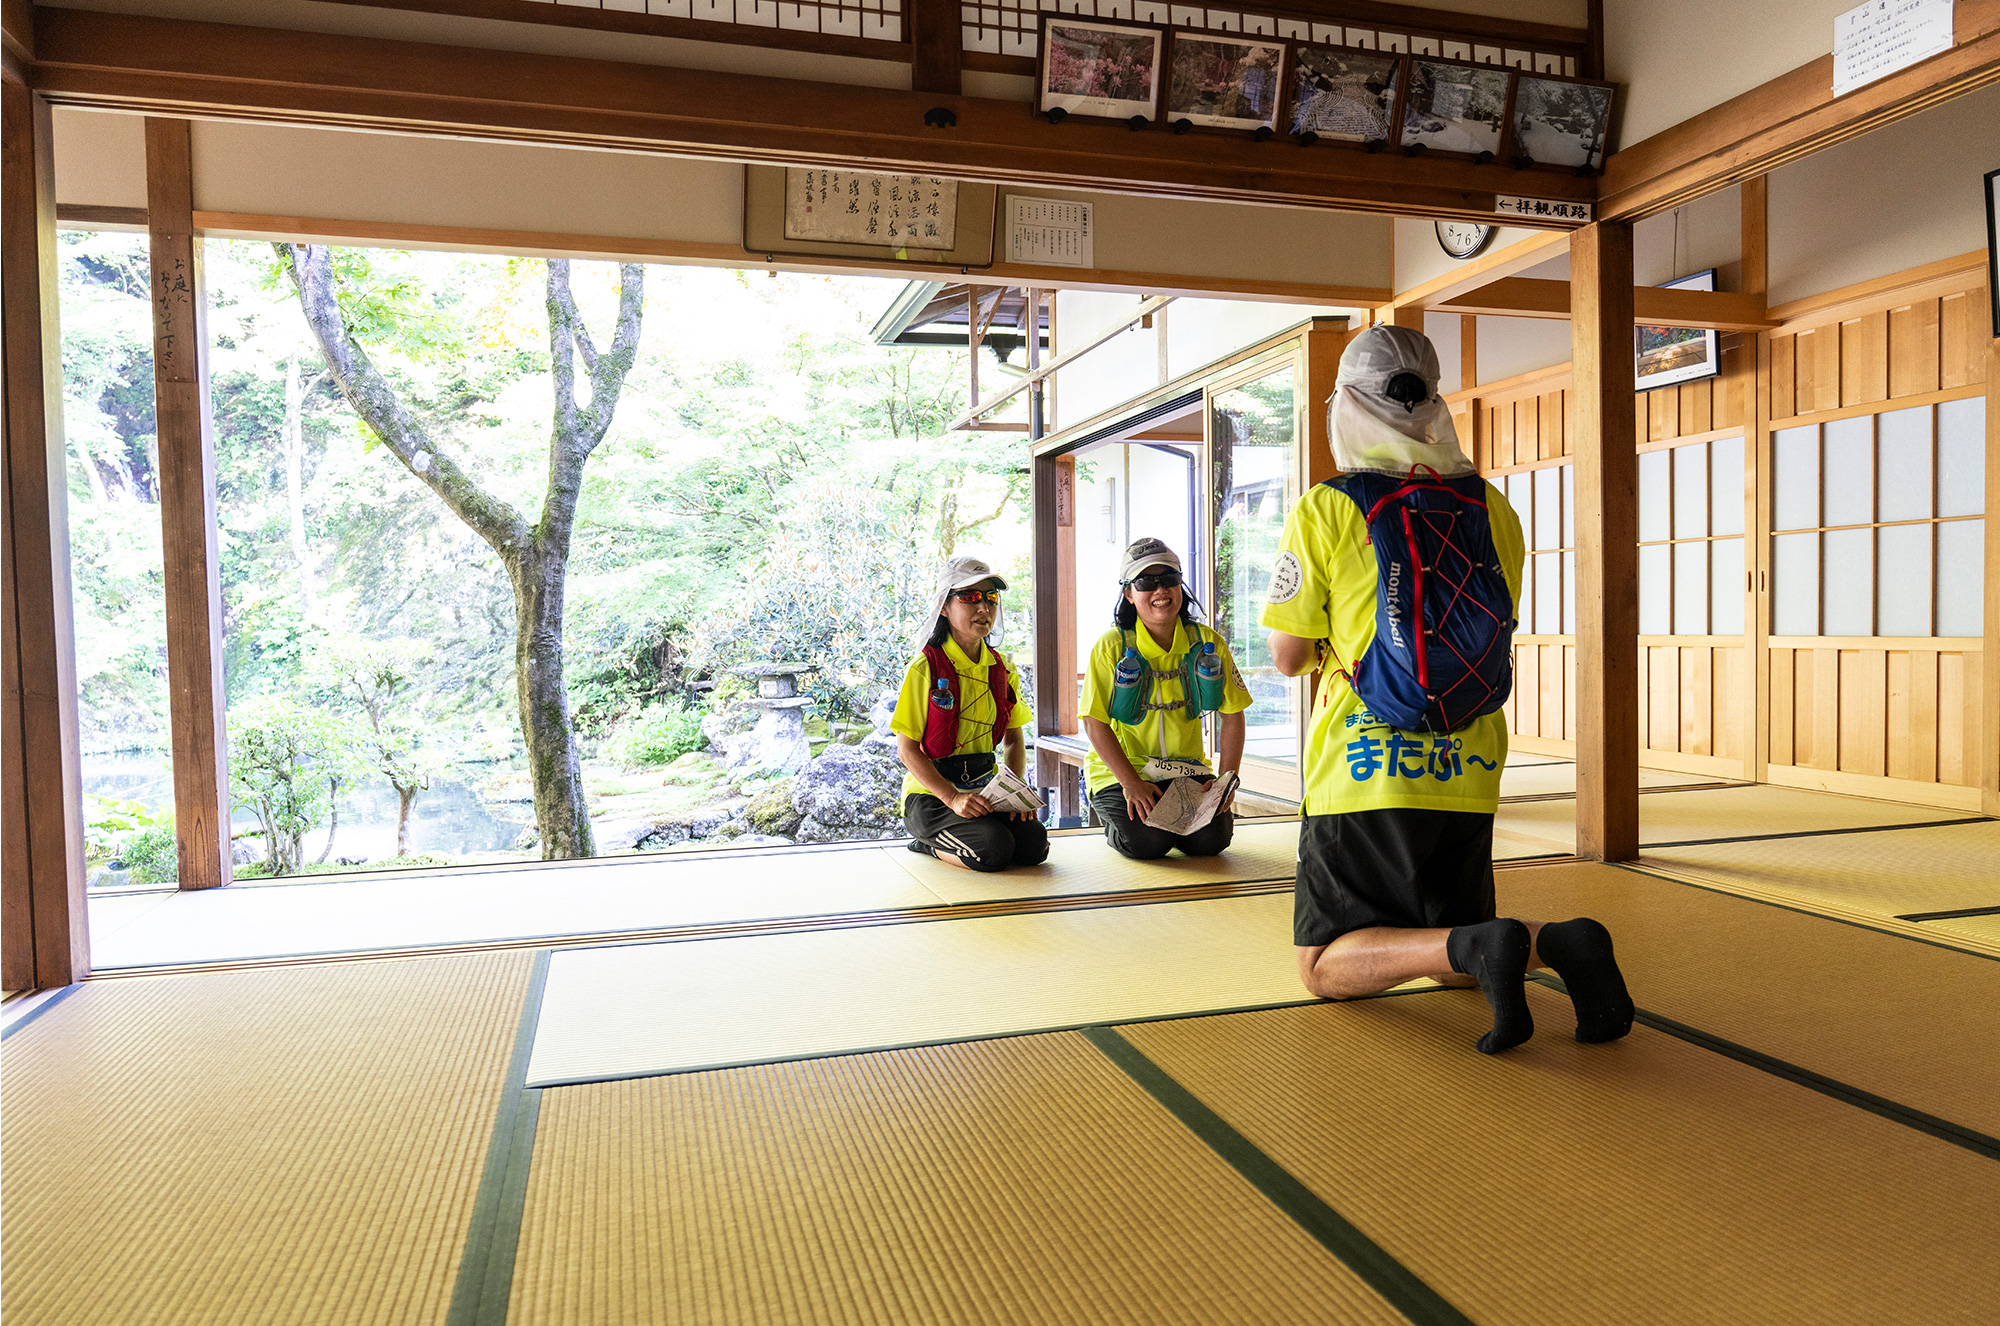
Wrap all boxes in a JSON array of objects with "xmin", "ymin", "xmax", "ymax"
[
  {"xmin": 1011, "ymin": 833, "xmax": 1050, "ymax": 867},
  {"xmin": 1110, "ymin": 834, "xmax": 1170, "ymax": 862}
]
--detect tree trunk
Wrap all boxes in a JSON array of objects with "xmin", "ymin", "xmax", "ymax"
[
  {"xmin": 316, "ymin": 778, "xmax": 338, "ymax": 864},
  {"xmin": 396, "ymin": 783, "xmax": 419, "ymax": 857},
  {"xmin": 283, "ymin": 355, "xmax": 316, "ymax": 618},
  {"xmin": 511, "ymin": 546, "xmax": 593, "ymax": 858}
]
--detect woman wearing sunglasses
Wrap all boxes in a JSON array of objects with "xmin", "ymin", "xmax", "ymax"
[
  {"xmin": 1079, "ymin": 537, "xmax": 1252, "ymax": 859},
  {"xmin": 889, "ymin": 555, "xmax": 1050, "ymax": 872}
]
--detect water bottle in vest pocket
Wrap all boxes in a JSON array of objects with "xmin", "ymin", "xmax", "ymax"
[
  {"xmin": 1109, "ymin": 646, "xmax": 1146, "ymax": 724},
  {"xmin": 1193, "ymin": 640, "xmax": 1226, "ymax": 713}
]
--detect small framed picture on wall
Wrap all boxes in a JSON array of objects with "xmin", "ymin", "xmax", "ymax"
[
  {"xmin": 1162, "ymin": 32, "xmax": 1286, "ymax": 134},
  {"xmin": 1037, "ymin": 16, "xmax": 1166, "ymax": 125},
  {"xmin": 1635, "ymin": 269, "xmax": 1720, "ymax": 392}
]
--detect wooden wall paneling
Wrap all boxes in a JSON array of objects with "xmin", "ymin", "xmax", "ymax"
[
  {"xmin": 1648, "ymin": 646, "xmax": 1680, "ymax": 751},
  {"xmin": 1770, "ymin": 334, "xmax": 1796, "ymax": 421},
  {"xmin": 1886, "ymin": 649, "xmax": 1912, "ymax": 781},
  {"xmin": 1938, "ymin": 650, "xmax": 1968, "ymax": 785},
  {"xmin": 1911, "ymin": 647, "xmax": 1940, "ymax": 785},
  {"xmin": 1516, "ymin": 643, "xmax": 1540, "ymax": 737},
  {"xmin": 1564, "ymin": 645, "xmax": 1578, "ymax": 740},
  {"xmin": 1679, "ymin": 378, "xmax": 1712, "ymax": 435},
  {"xmin": 1516, "ymin": 395, "xmax": 1540, "ymax": 458},
  {"xmin": 1633, "ymin": 393, "xmax": 1648, "ymax": 449},
  {"xmin": 1789, "ymin": 650, "xmax": 1815, "ymax": 767},
  {"xmin": 1680, "ymin": 645, "xmax": 1712, "ymax": 755},
  {"xmin": 907, "ymin": 0, "xmax": 961, "ymax": 95},
  {"xmin": 1837, "ymin": 648, "xmax": 1886, "ymax": 776},
  {"xmin": 1811, "ymin": 645, "xmax": 1841, "ymax": 771},
  {"xmin": 1769, "ymin": 647, "xmax": 1795, "ymax": 765},
  {"xmin": 1538, "ymin": 389, "xmax": 1563, "ymax": 459},
  {"xmin": 1563, "ymin": 390, "xmax": 1576, "ymax": 456},
  {"xmin": 1888, "ymin": 299, "xmax": 1941, "ymax": 398},
  {"xmin": 1, "ymin": 82, "xmax": 89, "ymax": 987},
  {"xmin": 1647, "ymin": 385, "xmax": 1678, "ymax": 442},
  {"xmin": 1716, "ymin": 339, "xmax": 1746, "ymax": 429},
  {"xmin": 146, "ymin": 118, "xmax": 232, "ymax": 891},
  {"xmin": 1495, "ymin": 404, "xmax": 1516, "ymax": 469},
  {"xmin": 1713, "ymin": 647, "xmax": 1741, "ymax": 761},
  {"xmin": 1940, "ymin": 290, "xmax": 1977, "ymax": 388},
  {"xmin": 1801, "ymin": 324, "xmax": 1841, "ymax": 414},
  {"xmin": 1985, "ymin": 335, "xmax": 2000, "ymax": 816},
  {"xmin": 1540, "ymin": 642, "xmax": 1564, "ymax": 739},
  {"xmin": 1965, "ymin": 647, "xmax": 1985, "ymax": 791},
  {"xmin": 1839, "ymin": 311, "xmax": 1888, "ymax": 408}
]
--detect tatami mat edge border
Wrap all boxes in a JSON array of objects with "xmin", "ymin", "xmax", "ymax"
[
  {"xmin": 1528, "ymin": 972, "xmax": 2000, "ymax": 1162},
  {"xmin": 447, "ymin": 949, "xmax": 551, "ymax": 1326},
  {"xmin": 1081, "ymin": 1024, "xmax": 1475, "ymax": 1326},
  {"xmin": 0, "ymin": 984, "xmax": 82, "ymax": 1041},
  {"xmin": 1644, "ymin": 815, "xmax": 1992, "ymax": 851}
]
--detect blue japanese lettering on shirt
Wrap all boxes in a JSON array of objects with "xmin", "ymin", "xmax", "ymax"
[{"xmin": 1341, "ymin": 731, "xmax": 1481, "ymax": 782}]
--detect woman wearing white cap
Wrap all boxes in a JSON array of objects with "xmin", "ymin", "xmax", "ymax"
[
  {"xmin": 889, "ymin": 555, "xmax": 1049, "ymax": 872},
  {"xmin": 1079, "ymin": 537, "xmax": 1252, "ymax": 859}
]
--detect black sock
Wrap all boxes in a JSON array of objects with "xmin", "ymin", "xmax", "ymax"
[
  {"xmin": 1537, "ymin": 918, "xmax": 1634, "ymax": 1044},
  {"xmin": 1445, "ymin": 919, "xmax": 1534, "ymax": 1054}
]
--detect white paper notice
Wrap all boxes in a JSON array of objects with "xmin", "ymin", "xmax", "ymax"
[
  {"xmin": 1833, "ymin": 0, "xmax": 1954, "ymax": 97},
  {"xmin": 1008, "ymin": 197, "xmax": 1094, "ymax": 268}
]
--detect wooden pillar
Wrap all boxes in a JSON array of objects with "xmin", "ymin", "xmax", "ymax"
[
  {"xmin": 2, "ymin": 77, "xmax": 90, "ymax": 987},
  {"xmin": 146, "ymin": 118, "xmax": 231, "ymax": 890},
  {"xmin": 1389, "ymin": 303, "xmax": 1425, "ymax": 331},
  {"xmin": 908, "ymin": 0, "xmax": 961, "ymax": 96},
  {"xmin": 1570, "ymin": 221, "xmax": 1640, "ymax": 861},
  {"xmin": 1983, "ymin": 334, "xmax": 1999, "ymax": 817},
  {"xmin": 1033, "ymin": 450, "xmax": 1080, "ymax": 819},
  {"xmin": 1743, "ymin": 175, "xmax": 1773, "ymax": 786},
  {"xmin": 1460, "ymin": 314, "xmax": 1478, "ymax": 391}
]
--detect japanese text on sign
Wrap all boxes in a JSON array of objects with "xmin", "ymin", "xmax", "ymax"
[
  {"xmin": 1493, "ymin": 195, "xmax": 1592, "ymax": 223},
  {"xmin": 1833, "ymin": 0, "xmax": 1954, "ymax": 97},
  {"xmin": 783, "ymin": 169, "xmax": 959, "ymax": 250},
  {"xmin": 1007, "ymin": 197, "xmax": 1094, "ymax": 268}
]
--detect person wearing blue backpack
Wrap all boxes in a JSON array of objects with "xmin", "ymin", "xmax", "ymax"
[
  {"xmin": 1079, "ymin": 537, "xmax": 1252, "ymax": 859},
  {"xmin": 1261, "ymin": 324, "xmax": 1632, "ymax": 1055}
]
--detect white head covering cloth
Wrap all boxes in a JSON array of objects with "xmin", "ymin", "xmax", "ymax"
[
  {"xmin": 920, "ymin": 554, "xmax": 1008, "ymax": 650},
  {"xmin": 1326, "ymin": 324, "xmax": 1474, "ymax": 478}
]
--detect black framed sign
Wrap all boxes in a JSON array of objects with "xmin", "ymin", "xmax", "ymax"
[
  {"xmin": 1986, "ymin": 165, "xmax": 1998, "ymax": 337},
  {"xmin": 1037, "ymin": 16, "xmax": 1166, "ymax": 125}
]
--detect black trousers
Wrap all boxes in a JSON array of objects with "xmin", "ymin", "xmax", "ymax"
[
  {"xmin": 1089, "ymin": 776, "xmax": 1235, "ymax": 861},
  {"xmin": 904, "ymin": 794, "xmax": 1050, "ymax": 873}
]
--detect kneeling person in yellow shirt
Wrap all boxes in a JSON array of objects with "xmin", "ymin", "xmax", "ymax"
[
  {"xmin": 1081, "ymin": 537, "xmax": 1252, "ymax": 860},
  {"xmin": 891, "ymin": 556, "xmax": 1049, "ymax": 872}
]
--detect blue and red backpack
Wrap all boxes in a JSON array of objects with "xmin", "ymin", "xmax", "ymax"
[{"xmin": 1324, "ymin": 465, "xmax": 1515, "ymax": 734}]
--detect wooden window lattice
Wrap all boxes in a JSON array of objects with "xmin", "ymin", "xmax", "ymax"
[{"xmin": 520, "ymin": 0, "xmax": 906, "ymax": 44}]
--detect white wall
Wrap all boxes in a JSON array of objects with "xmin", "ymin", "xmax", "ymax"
[
  {"xmin": 1394, "ymin": 219, "xmax": 1545, "ymax": 296},
  {"xmin": 1606, "ymin": 0, "xmax": 1854, "ymax": 148},
  {"xmin": 1165, "ymin": 298, "xmax": 1330, "ymax": 380}
]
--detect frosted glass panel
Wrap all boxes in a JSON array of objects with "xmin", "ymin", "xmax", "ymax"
[
  {"xmin": 1937, "ymin": 397, "xmax": 1985, "ymax": 518},
  {"xmin": 1774, "ymin": 426, "xmax": 1819, "ymax": 530},
  {"xmin": 1821, "ymin": 527, "xmax": 1871, "ymax": 634},
  {"xmin": 1534, "ymin": 552, "xmax": 1560, "ymax": 638},
  {"xmin": 1875, "ymin": 524, "xmax": 1931, "ymax": 637},
  {"xmin": 1561, "ymin": 464, "xmax": 1575, "ymax": 547},
  {"xmin": 1639, "ymin": 544, "xmax": 1671, "ymax": 634},
  {"xmin": 1533, "ymin": 465, "xmax": 1560, "ymax": 550},
  {"xmin": 1937, "ymin": 519, "xmax": 1983, "ymax": 637},
  {"xmin": 1822, "ymin": 415, "xmax": 1872, "ymax": 527},
  {"xmin": 1507, "ymin": 470, "xmax": 1532, "ymax": 532},
  {"xmin": 1517, "ymin": 554, "xmax": 1535, "ymax": 632},
  {"xmin": 1674, "ymin": 540, "xmax": 1708, "ymax": 635},
  {"xmin": 1638, "ymin": 449, "xmax": 1670, "ymax": 542},
  {"xmin": 1875, "ymin": 406, "xmax": 1931, "ymax": 522},
  {"xmin": 1710, "ymin": 434, "xmax": 1744, "ymax": 537},
  {"xmin": 1563, "ymin": 549, "xmax": 1576, "ymax": 634},
  {"xmin": 1673, "ymin": 442, "xmax": 1708, "ymax": 539},
  {"xmin": 1710, "ymin": 537, "xmax": 1743, "ymax": 636},
  {"xmin": 1772, "ymin": 532, "xmax": 1818, "ymax": 635}
]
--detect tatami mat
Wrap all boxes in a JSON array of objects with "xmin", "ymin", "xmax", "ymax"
[
  {"xmin": 1492, "ymin": 782, "xmax": 1958, "ymax": 858},
  {"xmin": 507, "ymin": 1033, "xmax": 1408, "ymax": 1326},
  {"xmin": 1123, "ymin": 992, "xmax": 1999, "ymax": 1326},
  {"xmin": 1497, "ymin": 860, "xmax": 2000, "ymax": 1139},
  {"xmin": 1498, "ymin": 760, "xmax": 1709, "ymax": 799},
  {"xmin": 883, "ymin": 819, "xmax": 1301, "ymax": 904},
  {"xmin": 524, "ymin": 893, "xmax": 1304, "ymax": 1085},
  {"xmin": 0, "ymin": 950, "xmax": 533, "ymax": 1326},
  {"xmin": 1643, "ymin": 818, "xmax": 2000, "ymax": 931}
]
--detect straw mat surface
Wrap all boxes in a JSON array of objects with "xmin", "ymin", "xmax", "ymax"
[{"xmin": 883, "ymin": 819, "xmax": 1302, "ymax": 904}]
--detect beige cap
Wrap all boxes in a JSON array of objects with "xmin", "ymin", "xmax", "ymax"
[{"xmin": 1119, "ymin": 537, "xmax": 1182, "ymax": 583}]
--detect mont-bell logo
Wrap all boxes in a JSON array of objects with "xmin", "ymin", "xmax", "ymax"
[{"xmin": 1385, "ymin": 560, "xmax": 1406, "ymax": 648}]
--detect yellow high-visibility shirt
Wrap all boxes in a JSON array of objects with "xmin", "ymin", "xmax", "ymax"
[
  {"xmin": 1258, "ymin": 479, "xmax": 1524, "ymax": 817},
  {"xmin": 1079, "ymin": 618, "xmax": 1253, "ymax": 796},
  {"xmin": 888, "ymin": 636, "xmax": 1029, "ymax": 806}
]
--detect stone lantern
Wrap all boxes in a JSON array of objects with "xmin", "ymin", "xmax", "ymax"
[{"xmin": 723, "ymin": 663, "xmax": 818, "ymax": 772}]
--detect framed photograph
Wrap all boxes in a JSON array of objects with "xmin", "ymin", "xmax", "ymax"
[
  {"xmin": 1509, "ymin": 73, "xmax": 1615, "ymax": 171},
  {"xmin": 742, "ymin": 166, "xmax": 998, "ymax": 267},
  {"xmin": 1287, "ymin": 45, "xmax": 1402, "ymax": 143},
  {"xmin": 1986, "ymin": 166, "xmax": 1998, "ymax": 337},
  {"xmin": 1636, "ymin": 269, "xmax": 1720, "ymax": 393},
  {"xmin": 1164, "ymin": 32, "xmax": 1286, "ymax": 133},
  {"xmin": 1399, "ymin": 57, "xmax": 1514, "ymax": 158},
  {"xmin": 1037, "ymin": 16, "xmax": 1165, "ymax": 124}
]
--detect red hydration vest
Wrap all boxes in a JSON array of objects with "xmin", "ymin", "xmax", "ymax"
[{"xmin": 919, "ymin": 644, "xmax": 1015, "ymax": 759}]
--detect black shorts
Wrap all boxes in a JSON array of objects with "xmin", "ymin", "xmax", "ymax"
[{"xmin": 1293, "ymin": 808, "xmax": 1496, "ymax": 947}]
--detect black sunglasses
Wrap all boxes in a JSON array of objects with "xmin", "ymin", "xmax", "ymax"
[{"xmin": 1125, "ymin": 570, "xmax": 1183, "ymax": 592}]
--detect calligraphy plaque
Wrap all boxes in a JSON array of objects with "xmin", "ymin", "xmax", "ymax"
[{"xmin": 744, "ymin": 166, "xmax": 997, "ymax": 267}]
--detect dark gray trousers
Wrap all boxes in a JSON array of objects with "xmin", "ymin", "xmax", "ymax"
[{"xmin": 1089, "ymin": 776, "xmax": 1235, "ymax": 861}]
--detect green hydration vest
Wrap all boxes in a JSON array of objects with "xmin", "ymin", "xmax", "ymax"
[{"xmin": 1108, "ymin": 623, "xmax": 1227, "ymax": 725}]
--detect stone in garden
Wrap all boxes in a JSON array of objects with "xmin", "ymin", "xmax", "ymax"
[
  {"xmin": 745, "ymin": 776, "xmax": 802, "ymax": 837},
  {"xmin": 790, "ymin": 739, "xmax": 904, "ymax": 843},
  {"xmin": 590, "ymin": 816, "xmax": 657, "ymax": 853}
]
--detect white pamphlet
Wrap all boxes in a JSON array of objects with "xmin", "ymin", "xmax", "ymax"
[
  {"xmin": 1142, "ymin": 772, "xmax": 1238, "ymax": 835},
  {"xmin": 979, "ymin": 764, "xmax": 1046, "ymax": 815}
]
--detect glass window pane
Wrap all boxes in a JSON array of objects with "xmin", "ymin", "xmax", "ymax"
[
  {"xmin": 1774, "ymin": 426, "xmax": 1819, "ymax": 531},
  {"xmin": 1534, "ymin": 552, "xmax": 1560, "ymax": 638},
  {"xmin": 1822, "ymin": 414, "xmax": 1873, "ymax": 527},
  {"xmin": 1773, "ymin": 532, "xmax": 1818, "ymax": 635},
  {"xmin": 1212, "ymin": 366, "xmax": 1298, "ymax": 766},
  {"xmin": 1710, "ymin": 537, "xmax": 1743, "ymax": 636},
  {"xmin": 1533, "ymin": 465, "xmax": 1560, "ymax": 551},
  {"xmin": 1875, "ymin": 406, "xmax": 1932, "ymax": 523},
  {"xmin": 1937, "ymin": 519, "xmax": 1983, "ymax": 637},
  {"xmin": 1638, "ymin": 449, "xmax": 1670, "ymax": 542},
  {"xmin": 1821, "ymin": 527, "xmax": 1872, "ymax": 634},
  {"xmin": 1639, "ymin": 543, "xmax": 1671, "ymax": 634},
  {"xmin": 1562, "ymin": 549, "xmax": 1576, "ymax": 634},
  {"xmin": 1938, "ymin": 397, "xmax": 1985, "ymax": 518},
  {"xmin": 1710, "ymin": 434, "xmax": 1744, "ymax": 537},
  {"xmin": 1673, "ymin": 442, "xmax": 1708, "ymax": 539},
  {"xmin": 1506, "ymin": 469, "xmax": 1532, "ymax": 536},
  {"xmin": 1561, "ymin": 464, "xmax": 1575, "ymax": 548},
  {"xmin": 1516, "ymin": 554, "xmax": 1535, "ymax": 632},
  {"xmin": 1875, "ymin": 524, "xmax": 1932, "ymax": 637},
  {"xmin": 1673, "ymin": 540, "xmax": 1708, "ymax": 635}
]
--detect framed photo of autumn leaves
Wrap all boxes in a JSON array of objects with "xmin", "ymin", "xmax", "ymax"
[{"xmin": 1034, "ymin": 17, "xmax": 1614, "ymax": 172}]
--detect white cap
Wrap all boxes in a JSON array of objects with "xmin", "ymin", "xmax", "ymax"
[
  {"xmin": 935, "ymin": 555, "xmax": 1008, "ymax": 597},
  {"xmin": 1119, "ymin": 537, "xmax": 1181, "ymax": 583}
]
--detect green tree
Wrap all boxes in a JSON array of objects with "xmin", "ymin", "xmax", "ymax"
[{"xmin": 229, "ymin": 696, "xmax": 371, "ymax": 875}]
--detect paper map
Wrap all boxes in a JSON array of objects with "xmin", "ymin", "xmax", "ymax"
[
  {"xmin": 1143, "ymin": 772, "xmax": 1238, "ymax": 835},
  {"xmin": 784, "ymin": 169, "xmax": 958, "ymax": 250},
  {"xmin": 979, "ymin": 764, "xmax": 1046, "ymax": 815}
]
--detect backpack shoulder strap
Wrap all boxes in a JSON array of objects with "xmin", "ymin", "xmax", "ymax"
[
  {"xmin": 919, "ymin": 644, "xmax": 960, "ymax": 759},
  {"xmin": 986, "ymin": 647, "xmax": 1013, "ymax": 736}
]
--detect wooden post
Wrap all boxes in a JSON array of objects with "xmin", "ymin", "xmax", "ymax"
[
  {"xmin": 1743, "ymin": 176, "xmax": 1772, "ymax": 786},
  {"xmin": 1740, "ymin": 176, "xmax": 1768, "ymax": 300},
  {"xmin": 146, "ymin": 118, "xmax": 231, "ymax": 890},
  {"xmin": 1460, "ymin": 313, "xmax": 1478, "ymax": 391},
  {"xmin": 1570, "ymin": 221, "xmax": 1640, "ymax": 861},
  {"xmin": 2, "ymin": 78, "xmax": 90, "ymax": 987},
  {"xmin": 1983, "ymin": 334, "xmax": 1999, "ymax": 817},
  {"xmin": 907, "ymin": 0, "xmax": 961, "ymax": 96},
  {"xmin": 1033, "ymin": 451, "xmax": 1080, "ymax": 820}
]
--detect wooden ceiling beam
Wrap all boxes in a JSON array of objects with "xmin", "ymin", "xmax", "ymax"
[
  {"xmin": 25, "ymin": 9, "xmax": 1593, "ymax": 224},
  {"xmin": 1429, "ymin": 277, "xmax": 1776, "ymax": 331}
]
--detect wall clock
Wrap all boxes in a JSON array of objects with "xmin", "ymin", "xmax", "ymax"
[{"xmin": 1435, "ymin": 221, "xmax": 1493, "ymax": 259}]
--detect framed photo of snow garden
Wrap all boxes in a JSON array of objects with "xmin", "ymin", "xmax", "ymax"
[
  {"xmin": 1398, "ymin": 56, "xmax": 1515, "ymax": 160},
  {"xmin": 1286, "ymin": 45, "xmax": 1403, "ymax": 145},
  {"xmin": 1509, "ymin": 73, "xmax": 1615, "ymax": 172},
  {"xmin": 1037, "ymin": 16, "xmax": 1165, "ymax": 125},
  {"xmin": 1163, "ymin": 31, "xmax": 1286, "ymax": 134}
]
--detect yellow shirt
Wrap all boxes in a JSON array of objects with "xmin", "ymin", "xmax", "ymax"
[
  {"xmin": 889, "ymin": 636, "xmax": 1030, "ymax": 805},
  {"xmin": 1079, "ymin": 619, "xmax": 1253, "ymax": 796},
  {"xmin": 1258, "ymin": 479, "xmax": 1524, "ymax": 817}
]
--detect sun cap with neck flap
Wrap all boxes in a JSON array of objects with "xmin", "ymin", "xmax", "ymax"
[
  {"xmin": 1326, "ymin": 324, "xmax": 1474, "ymax": 479},
  {"xmin": 920, "ymin": 554, "xmax": 1008, "ymax": 648}
]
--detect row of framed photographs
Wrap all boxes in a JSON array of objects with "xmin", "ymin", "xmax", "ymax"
[{"xmin": 1035, "ymin": 15, "xmax": 1614, "ymax": 171}]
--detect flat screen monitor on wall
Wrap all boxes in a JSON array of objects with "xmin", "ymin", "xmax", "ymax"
[{"xmin": 1635, "ymin": 269, "xmax": 1720, "ymax": 393}]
